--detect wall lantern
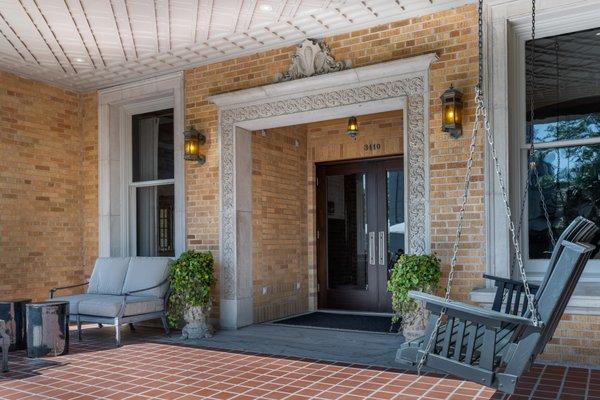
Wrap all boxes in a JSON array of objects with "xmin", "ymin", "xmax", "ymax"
[
  {"xmin": 346, "ymin": 116, "xmax": 359, "ymax": 139},
  {"xmin": 441, "ymin": 84, "xmax": 463, "ymax": 139},
  {"xmin": 183, "ymin": 127, "xmax": 206, "ymax": 165}
]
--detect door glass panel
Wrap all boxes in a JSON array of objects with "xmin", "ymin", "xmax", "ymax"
[
  {"xmin": 136, "ymin": 184, "xmax": 175, "ymax": 257},
  {"xmin": 387, "ymin": 170, "xmax": 405, "ymax": 269},
  {"xmin": 327, "ymin": 173, "xmax": 368, "ymax": 290}
]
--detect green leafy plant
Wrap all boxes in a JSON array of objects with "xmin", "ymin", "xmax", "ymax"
[
  {"xmin": 387, "ymin": 254, "xmax": 441, "ymax": 324},
  {"xmin": 168, "ymin": 250, "xmax": 216, "ymax": 326}
]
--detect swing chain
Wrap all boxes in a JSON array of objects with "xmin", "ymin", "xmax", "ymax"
[
  {"xmin": 416, "ymin": 0, "xmax": 542, "ymax": 373},
  {"xmin": 479, "ymin": 94, "xmax": 541, "ymax": 328},
  {"xmin": 416, "ymin": 86, "xmax": 483, "ymax": 375}
]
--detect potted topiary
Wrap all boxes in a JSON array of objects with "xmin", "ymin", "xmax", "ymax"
[
  {"xmin": 387, "ymin": 254, "xmax": 441, "ymax": 341},
  {"xmin": 168, "ymin": 250, "xmax": 216, "ymax": 339}
]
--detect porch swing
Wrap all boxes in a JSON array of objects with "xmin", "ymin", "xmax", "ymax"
[{"xmin": 395, "ymin": 0, "xmax": 598, "ymax": 394}]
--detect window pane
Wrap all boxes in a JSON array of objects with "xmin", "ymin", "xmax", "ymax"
[
  {"xmin": 525, "ymin": 28, "xmax": 600, "ymax": 144},
  {"xmin": 386, "ymin": 170, "xmax": 405, "ymax": 267},
  {"xmin": 132, "ymin": 110, "xmax": 174, "ymax": 182},
  {"xmin": 136, "ymin": 184, "xmax": 175, "ymax": 257},
  {"xmin": 327, "ymin": 173, "xmax": 368, "ymax": 290},
  {"xmin": 528, "ymin": 145, "xmax": 600, "ymax": 259}
]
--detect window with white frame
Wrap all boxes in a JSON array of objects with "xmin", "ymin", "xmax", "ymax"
[
  {"xmin": 522, "ymin": 27, "xmax": 600, "ymax": 280},
  {"xmin": 130, "ymin": 109, "xmax": 175, "ymax": 257}
]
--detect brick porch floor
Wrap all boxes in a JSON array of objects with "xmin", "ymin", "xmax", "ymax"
[{"xmin": 0, "ymin": 327, "xmax": 598, "ymax": 400}]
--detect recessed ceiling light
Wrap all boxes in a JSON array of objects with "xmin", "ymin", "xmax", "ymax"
[
  {"xmin": 596, "ymin": 32, "xmax": 600, "ymax": 37},
  {"xmin": 259, "ymin": 4, "xmax": 273, "ymax": 12},
  {"xmin": 74, "ymin": 57, "xmax": 85, "ymax": 63}
]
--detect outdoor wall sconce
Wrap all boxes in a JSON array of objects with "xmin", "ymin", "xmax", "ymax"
[
  {"xmin": 346, "ymin": 116, "xmax": 359, "ymax": 139},
  {"xmin": 183, "ymin": 127, "xmax": 206, "ymax": 165},
  {"xmin": 441, "ymin": 84, "xmax": 463, "ymax": 139}
]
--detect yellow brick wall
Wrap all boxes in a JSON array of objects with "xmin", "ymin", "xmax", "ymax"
[
  {"xmin": 252, "ymin": 126, "xmax": 308, "ymax": 322},
  {"xmin": 0, "ymin": 71, "xmax": 85, "ymax": 301},
  {"xmin": 80, "ymin": 92, "xmax": 98, "ymax": 278},
  {"xmin": 184, "ymin": 4, "xmax": 484, "ymax": 313}
]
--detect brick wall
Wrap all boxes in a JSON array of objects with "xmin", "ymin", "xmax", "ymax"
[
  {"xmin": 185, "ymin": 3, "xmax": 484, "ymax": 311},
  {"xmin": 252, "ymin": 126, "xmax": 308, "ymax": 322},
  {"xmin": 80, "ymin": 93, "xmax": 98, "ymax": 277},
  {"xmin": 0, "ymin": 71, "xmax": 85, "ymax": 301}
]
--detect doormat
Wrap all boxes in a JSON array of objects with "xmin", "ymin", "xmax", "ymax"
[{"xmin": 272, "ymin": 312, "xmax": 400, "ymax": 333}]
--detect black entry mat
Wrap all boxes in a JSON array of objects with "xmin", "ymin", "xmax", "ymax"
[{"xmin": 273, "ymin": 312, "xmax": 399, "ymax": 333}]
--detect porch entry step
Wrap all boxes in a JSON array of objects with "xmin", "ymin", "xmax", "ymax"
[{"xmin": 272, "ymin": 312, "xmax": 400, "ymax": 333}]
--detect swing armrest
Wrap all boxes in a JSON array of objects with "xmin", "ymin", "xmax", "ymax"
[
  {"xmin": 409, "ymin": 291, "xmax": 542, "ymax": 330},
  {"xmin": 483, "ymin": 274, "xmax": 540, "ymax": 292}
]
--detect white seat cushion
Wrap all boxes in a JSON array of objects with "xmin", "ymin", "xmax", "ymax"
[
  {"xmin": 78, "ymin": 295, "xmax": 164, "ymax": 318},
  {"xmin": 52, "ymin": 294, "xmax": 106, "ymax": 314},
  {"xmin": 122, "ymin": 257, "xmax": 171, "ymax": 298},
  {"xmin": 87, "ymin": 257, "xmax": 130, "ymax": 295}
]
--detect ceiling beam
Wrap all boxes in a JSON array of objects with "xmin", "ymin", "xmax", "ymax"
[
  {"xmin": 77, "ymin": 0, "xmax": 107, "ymax": 68},
  {"xmin": 0, "ymin": 9, "xmax": 40, "ymax": 65},
  {"xmin": 108, "ymin": 0, "xmax": 128, "ymax": 62},
  {"xmin": 122, "ymin": 0, "xmax": 139, "ymax": 59},
  {"xmin": 153, "ymin": 0, "xmax": 160, "ymax": 53},
  {"xmin": 63, "ymin": 0, "xmax": 97, "ymax": 69},
  {"xmin": 17, "ymin": 0, "xmax": 68, "ymax": 73},
  {"xmin": 0, "ymin": 27, "xmax": 27, "ymax": 62}
]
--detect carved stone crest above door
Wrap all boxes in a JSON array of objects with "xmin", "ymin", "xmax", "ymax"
[{"xmin": 275, "ymin": 39, "xmax": 351, "ymax": 82}]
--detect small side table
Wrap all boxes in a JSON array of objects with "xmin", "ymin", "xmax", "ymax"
[
  {"xmin": 26, "ymin": 301, "xmax": 69, "ymax": 358},
  {"xmin": 0, "ymin": 299, "xmax": 31, "ymax": 351}
]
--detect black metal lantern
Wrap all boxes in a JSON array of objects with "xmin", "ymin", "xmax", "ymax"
[
  {"xmin": 183, "ymin": 127, "xmax": 206, "ymax": 164},
  {"xmin": 441, "ymin": 85, "xmax": 463, "ymax": 138},
  {"xmin": 346, "ymin": 116, "xmax": 359, "ymax": 139}
]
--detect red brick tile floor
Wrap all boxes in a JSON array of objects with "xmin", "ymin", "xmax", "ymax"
[{"xmin": 0, "ymin": 326, "xmax": 598, "ymax": 400}]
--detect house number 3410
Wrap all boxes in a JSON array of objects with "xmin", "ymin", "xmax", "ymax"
[{"xmin": 364, "ymin": 143, "xmax": 381, "ymax": 151}]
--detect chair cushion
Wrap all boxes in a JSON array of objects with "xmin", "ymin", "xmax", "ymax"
[
  {"xmin": 52, "ymin": 294, "xmax": 106, "ymax": 315},
  {"xmin": 87, "ymin": 257, "xmax": 131, "ymax": 295},
  {"xmin": 122, "ymin": 257, "xmax": 171, "ymax": 298},
  {"xmin": 78, "ymin": 295, "xmax": 164, "ymax": 318}
]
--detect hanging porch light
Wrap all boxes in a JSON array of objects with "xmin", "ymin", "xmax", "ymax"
[
  {"xmin": 440, "ymin": 84, "xmax": 463, "ymax": 138},
  {"xmin": 346, "ymin": 116, "xmax": 359, "ymax": 139},
  {"xmin": 183, "ymin": 127, "xmax": 206, "ymax": 164}
]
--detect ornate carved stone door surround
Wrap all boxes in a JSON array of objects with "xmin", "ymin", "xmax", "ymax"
[{"xmin": 209, "ymin": 53, "xmax": 437, "ymax": 328}]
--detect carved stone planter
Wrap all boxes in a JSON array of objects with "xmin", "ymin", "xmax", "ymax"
[
  {"xmin": 181, "ymin": 303, "xmax": 212, "ymax": 340},
  {"xmin": 401, "ymin": 300, "xmax": 429, "ymax": 342}
]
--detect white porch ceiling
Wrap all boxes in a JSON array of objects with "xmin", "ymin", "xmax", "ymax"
[{"xmin": 0, "ymin": 0, "xmax": 472, "ymax": 92}]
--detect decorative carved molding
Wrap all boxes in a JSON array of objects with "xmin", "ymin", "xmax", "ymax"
[
  {"xmin": 275, "ymin": 39, "xmax": 351, "ymax": 82},
  {"xmin": 218, "ymin": 75, "xmax": 428, "ymax": 300}
]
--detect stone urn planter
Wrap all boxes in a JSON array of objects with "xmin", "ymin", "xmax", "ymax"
[
  {"xmin": 168, "ymin": 250, "xmax": 216, "ymax": 340},
  {"xmin": 387, "ymin": 254, "xmax": 441, "ymax": 343},
  {"xmin": 401, "ymin": 300, "xmax": 429, "ymax": 342},
  {"xmin": 181, "ymin": 303, "xmax": 212, "ymax": 340}
]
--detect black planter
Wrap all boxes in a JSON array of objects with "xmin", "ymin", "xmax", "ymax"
[
  {"xmin": 0, "ymin": 299, "xmax": 30, "ymax": 351},
  {"xmin": 26, "ymin": 301, "xmax": 69, "ymax": 358}
]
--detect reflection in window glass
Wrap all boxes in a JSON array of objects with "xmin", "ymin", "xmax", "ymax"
[
  {"xmin": 528, "ymin": 145, "xmax": 600, "ymax": 259},
  {"xmin": 326, "ymin": 174, "xmax": 368, "ymax": 290},
  {"xmin": 132, "ymin": 110, "xmax": 174, "ymax": 182},
  {"xmin": 387, "ymin": 170, "xmax": 405, "ymax": 269},
  {"xmin": 136, "ymin": 184, "xmax": 175, "ymax": 257},
  {"xmin": 525, "ymin": 27, "xmax": 600, "ymax": 259}
]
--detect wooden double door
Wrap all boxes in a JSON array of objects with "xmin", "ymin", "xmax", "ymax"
[{"xmin": 316, "ymin": 157, "xmax": 405, "ymax": 313}]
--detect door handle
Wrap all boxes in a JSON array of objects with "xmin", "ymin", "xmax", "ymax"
[
  {"xmin": 369, "ymin": 232, "xmax": 375, "ymax": 265},
  {"xmin": 378, "ymin": 231, "xmax": 386, "ymax": 266}
]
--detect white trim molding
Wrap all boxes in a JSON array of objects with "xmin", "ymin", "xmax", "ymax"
[
  {"xmin": 209, "ymin": 53, "xmax": 437, "ymax": 329},
  {"xmin": 98, "ymin": 72, "xmax": 186, "ymax": 258}
]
